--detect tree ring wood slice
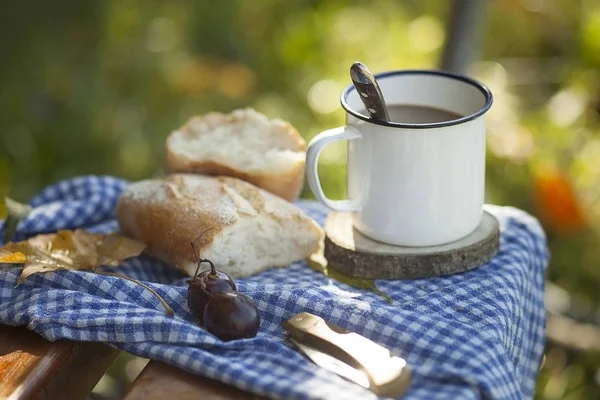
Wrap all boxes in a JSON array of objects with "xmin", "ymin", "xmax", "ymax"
[{"xmin": 324, "ymin": 211, "xmax": 500, "ymax": 279}]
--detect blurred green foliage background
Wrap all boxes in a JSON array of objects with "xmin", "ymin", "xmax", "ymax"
[{"xmin": 1, "ymin": 0, "xmax": 599, "ymax": 398}]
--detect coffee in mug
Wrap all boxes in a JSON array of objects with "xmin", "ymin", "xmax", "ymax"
[{"xmin": 363, "ymin": 104, "xmax": 462, "ymax": 124}]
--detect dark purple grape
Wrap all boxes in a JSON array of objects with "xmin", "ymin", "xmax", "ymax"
[
  {"xmin": 187, "ymin": 269, "xmax": 236, "ymax": 320},
  {"xmin": 203, "ymin": 292, "xmax": 260, "ymax": 341}
]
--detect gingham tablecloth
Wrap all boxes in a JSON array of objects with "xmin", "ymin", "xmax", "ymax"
[{"xmin": 0, "ymin": 176, "xmax": 548, "ymax": 400}]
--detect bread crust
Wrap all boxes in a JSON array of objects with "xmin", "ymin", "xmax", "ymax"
[
  {"xmin": 115, "ymin": 175, "xmax": 227, "ymax": 272},
  {"xmin": 164, "ymin": 110, "xmax": 306, "ymax": 202},
  {"xmin": 164, "ymin": 157, "xmax": 305, "ymax": 202},
  {"xmin": 116, "ymin": 174, "xmax": 322, "ymax": 277}
]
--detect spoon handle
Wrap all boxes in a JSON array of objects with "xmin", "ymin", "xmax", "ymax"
[{"xmin": 350, "ymin": 62, "xmax": 390, "ymax": 122}]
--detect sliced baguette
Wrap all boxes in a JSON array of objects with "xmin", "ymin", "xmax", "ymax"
[
  {"xmin": 116, "ymin": 174, "xmax": 323, "ymax": 277},
  {"xmin": 165, "ymin": 108, "xmax": 306, "ymax": 202}
]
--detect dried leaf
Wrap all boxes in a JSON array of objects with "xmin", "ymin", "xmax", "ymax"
[
  {"xmin": 96, "ymin": 234, "xmax": 146, "ymax": 266},
  {"xmin": 0, "ymin": 229, "xmax": 145, "ymax": 284},
  {"xmin": 306, "ymin": 252, "xmax": 392, "ymax": 304},
  {"xmin": 306, "ymin": 251, "xmax": 327, "ymax": 273}
]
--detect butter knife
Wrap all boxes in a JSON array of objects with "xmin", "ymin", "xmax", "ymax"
[{"xmin": 283, "ymin": 312, "xmax": 411, "ymax": 397}]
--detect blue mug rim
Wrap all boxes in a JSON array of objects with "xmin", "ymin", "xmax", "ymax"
[{"xmin": 341, "ymin": 69, "xmax": 494, "ymax": 129}]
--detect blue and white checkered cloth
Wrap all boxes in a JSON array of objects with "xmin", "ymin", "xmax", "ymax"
[{"xmin": 0, "ymin": 176, "xmax": 547, "ymax": 400}]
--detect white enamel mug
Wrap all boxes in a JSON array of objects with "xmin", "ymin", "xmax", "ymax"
[{"xmin": 306, "ymin": 70, "xmax": 493, "ymax": 247}]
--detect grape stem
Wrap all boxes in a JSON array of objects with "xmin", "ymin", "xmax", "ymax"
[{"xmin": 190, "ymin": 227, "xmax": 218, "ymax": 279}]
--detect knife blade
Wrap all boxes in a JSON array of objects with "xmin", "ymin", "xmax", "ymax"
[
  {"xmin": 290, "ymin": 339, "xmax": 371, "ymax": 388},
  {"xmin": 283, "ymin": 312, "xmax": 411, "ymax": 398}
]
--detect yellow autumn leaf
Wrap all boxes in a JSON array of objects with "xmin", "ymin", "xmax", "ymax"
[
  {"xmin": 0, "ymin": 229, "xmax": 145, "ymax": 284},
  {"xmin": 0, "ymin": 251, "xmax": 26, "ymax": 263}
]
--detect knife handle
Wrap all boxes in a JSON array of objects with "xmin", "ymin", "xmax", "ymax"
[{"xmin": 283, "ymin": 312, "xmax": 410, "ymax": 393}]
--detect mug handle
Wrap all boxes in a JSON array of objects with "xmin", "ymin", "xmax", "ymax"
[{"xmin": 306, "ymin": 125, "xmax": 362, "ymax": 212}]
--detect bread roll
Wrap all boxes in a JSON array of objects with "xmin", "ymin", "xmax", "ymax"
[
  {"xmin": 165, "ymin": 108, "xmax": 306, "ymax": 202},
  {"xmin": 116, "ymin": 174, "xmax": 323, "ymax": 277}
]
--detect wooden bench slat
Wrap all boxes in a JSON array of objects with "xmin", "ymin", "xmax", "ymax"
[
  {"xmin": 0, "ymin": 325, "xmax": 118, "ymax": 400},
  {"xmin": 0, "ymin": 324, "xmax": 266, "ymax": 399},
  {"xmin": 125, "ymin": 361, "xmax": 264, "ymax": 400}
]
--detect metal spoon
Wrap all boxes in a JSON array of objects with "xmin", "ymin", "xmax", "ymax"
[{"xmin": 350, "ymin": 62, "xmax": 390, "ymax": 122}]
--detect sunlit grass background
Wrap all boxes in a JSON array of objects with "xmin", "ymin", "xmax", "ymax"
[{"xmin": 1, "ymin": 0, "xmax": 599, "ymax": 398}]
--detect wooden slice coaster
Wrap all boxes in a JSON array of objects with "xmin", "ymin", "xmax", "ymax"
[{"xmin": 324, "ymin": 211, "xmax": 500, "ymax": 280}]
